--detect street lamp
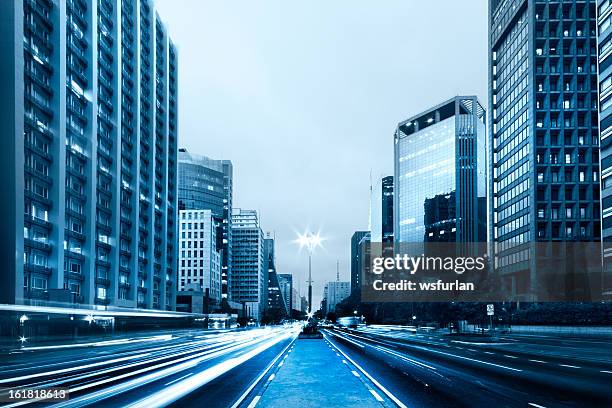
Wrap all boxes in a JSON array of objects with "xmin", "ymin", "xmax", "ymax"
[{"xmin": 295, "ymin": 230, "xmax": 323, "ymax": 314}]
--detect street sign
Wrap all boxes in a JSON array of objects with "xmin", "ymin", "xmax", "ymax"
[{"xmin": 486, "ymin": 304, "xmax": 494, "ymax": 316}]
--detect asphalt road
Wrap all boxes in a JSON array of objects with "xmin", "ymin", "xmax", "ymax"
[
  {"xmin": 322, "ymin": 327, "xmax": 612, "ymax": 408},
  {"xmin": 0, "ymin": 327, "xmax": 299, "ymax": 408}
]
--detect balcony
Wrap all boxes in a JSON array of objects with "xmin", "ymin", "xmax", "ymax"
[
  {"xmin": 67, "ymin": 271, "xmax": 85, "ymax": 281},
  {"xmin": 95, "ymin": 277, "xmax": 111, "ymax": 286},
  {"xmin": 25, "ymin": 288, "xmax": 48, "ymax": 300},
  {"xmin": 95, "ymin": 297, "xmax": 111, "ymax": 305},
  {"xmin": 24, "ymin": 263, "xmax": 52, "ymax": 275}
]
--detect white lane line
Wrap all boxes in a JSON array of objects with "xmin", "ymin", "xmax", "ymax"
[
  {"xmin": 504, "ymin": 355, "xmax": 518, "ymax": 359},
  {"xmin": 413, "ymin": 347, "xmax": 522, "ymax": 372},
  {"xmin": 351, "ymin": 370, "xmax": 360, "ymax": 377},
  {"xmin": 278, "ymin": 361, "xmax": 284, "ymax": 367},
  {"xmin": 164, "ymin": 372, "xmax": 192, "ymax": 386},
  {"xmin": 229, "ymin": 335, "xmax": 297, "ymax": 408},
  {"xmin": 529, "ymin": 359, "xmax": 547, "ymax": 364},
  {"xmin": 373, "ymin": 346, "xmax": 437, "ymax": 371},
  {"xmin": 369, "ymin": 389, "xmax": 384, "ymax": 402},
  {"xmin": 528, "ymin": 403, "xmax": 547, "ymax": 408},
  {"xmin": 483, "ymin": 351, "xmax": 494, "ymax": 355},
  {"xmin": 247, "ymin": 395, "xmax": 261, "ymax": 408},
  {"xmin": 342, "ymin": 360, "xmax": 348, "ymax": 364},
  {"xmin": 600, "ymin": 370, "xmax": 612, "ymax": 374},
  {"xmin": 324, "ymin": 333, "xmax": 408, "ymax": 408},
  {"xmin": 559, "ymin": 364, "xmax": 580, "ymax": 369},
  {"xmin": 268, "ymin": 374, "xmax": 275, "ymax": 382}
]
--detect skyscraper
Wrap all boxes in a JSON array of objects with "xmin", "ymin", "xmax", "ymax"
[
  {"xmin": 597, "ymin": 0, "xmax": 612, "ymax": 297},
  {"xmin": 277, "ymin": 273, "xmax": 293, "ymax": 314},
  {"xmin": 178, "ymin": 148, "xmax": 233, "ymax": 301},
  {"xmin": 263, "ymin": 234, "xmax": 288, "ymax": 318},
  {"xmin": 350, "ymin": 231, "xmax": 369, "ymax": 294},
  {"xmin": 231, "ymin": 209, "xmax": 264, "ymax": 320},
  {"xmin": 178, "ymin": 209, "xmax": 221, "ymax": 305},
  {"xmin": 489, "ymin": 0, "xmax": 600, "ymax": 299},
  {"xmin": 0, "ymin": 0, "xmax": 178, "ymax": 309},
  {"xmin": 394, "ymin": 96, "xmax": 487, "ymax": 243},
  {"xmin": 370, "ymin": 176, "xmax": 394, "ymax": 243}
]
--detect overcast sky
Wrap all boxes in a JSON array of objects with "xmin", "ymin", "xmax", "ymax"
[{"xmin": 155, "ymin": 0, "xmax": 488, "ymax": 308}]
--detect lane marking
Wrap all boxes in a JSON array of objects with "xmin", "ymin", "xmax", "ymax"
[
  {"xmin": 503, "ymin": 355, "xmax": 518, "ymax": 359},
  {"xmin": 278, "ymin": 362, "xmax": 284, "ymax": 367},
  {"xmin": 529, "ymin": 359, "xmax": 547, "ymax": 364},
  {"xmin": 164, "ymin": 372, "xmax": 192, "ymax": 386},
  {"xmin": 229, "ymin": 335, "xmax": 297, "ymax": 408},
  {"xmin": 247, "ymin": 395, "xmax": 261, "ymax": 408},
  {"xmin": 351, "ymin": 370, "xmax": 360, "ymax": 377},
  {"xmin": 267, "ymin": 374, "xmax": 275, "ymax": 382},
  {"xmin": 528, "ymin": 403, "xmax": 547, "ymax": 408},
  {"xmin": 369, "ymin": 389, "xmax": 384, "ymax": 402},
  {"xmin": 600, "ymin": 370, "xmax": 612, "ymax": 374},
  {"xmin": 559, "ymin": 364, "xmax": 580, "ymax": 369},
  {"xmin": 324, "ymin": 332, "xmax": 408, "ymax": 408}
]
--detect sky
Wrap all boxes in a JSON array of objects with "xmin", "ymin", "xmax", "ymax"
[{"xmin": 155, "ymin": 0, "xmax": 488, "ymax": 308}]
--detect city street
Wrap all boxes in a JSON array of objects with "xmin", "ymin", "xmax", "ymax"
[{"xmin": 0, "ymin": 326, "xmax": 610, "ymax": 407}]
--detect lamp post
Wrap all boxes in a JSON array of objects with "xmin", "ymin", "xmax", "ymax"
[{"xmin": 295, "ymin": 231, "xmax": 323, "ymax": 316}]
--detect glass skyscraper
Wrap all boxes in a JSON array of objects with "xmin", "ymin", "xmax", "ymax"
[
  {"xmin": 370, "ymin": 175, "xmax": 394, "ymax": 244},
  {"xmin": 350, "ymin": 231, "xmax": 369, "ymax": 294},
  {"xmin": 597, "ymin": 0, "xmax": 612, "ymax": 296},
  {"xmin": 489, "ymin": 0, "xmax": 600, "ymax": 299},
  {"xmin": 0, "ymin": 0, "xmax": 178, "ymax": 310},
  {"xmin": 178, "ymin": 148, "xmax": 233, "ymax": 300},
  {"xmin": 394, "ymin": 96, "xmax": 487, "ymax": 244}
]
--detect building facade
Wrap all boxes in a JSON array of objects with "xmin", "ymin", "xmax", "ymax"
[
  {"xmin": 489, "ymin": 0, "xmax": 600, "ymax": 299},
  {"xmin": 263, "ymin": 234, "xmax": 288, "ymax": 318},
  {"xmin": 0, "ymin": 0, "xmax": 178, "ymax": 309},
  {"xmin": 277, "ymin": 273, "xmax": 293, "ymax": 314},
  {"xmin": 598, "ymin": 0, "xmax": 612, "ymax": 297},
  {"xmin": 178, "ymin": 209, "xmax": 221, "ymax": 305},
  {"xmin": 178, "ymin": 148, "xmax": 233, "ymax": 301},
  {"xmin": 395, "ymin": 96, "xmax": 487, "ymax": 244},
  {"xmin": 350, "ymin": 231, "xmax": 369, "ymax": 294},
  {"xmin": 323, "ymin": 281, "xmax": 350, "ymax": 314},
  {"xmin": 230, "ymin": 209, "xmax": 264, "ymax": 320},
  {"xmin": 370, "ymin": 176, "xmax": 394, "ymax": 243}
]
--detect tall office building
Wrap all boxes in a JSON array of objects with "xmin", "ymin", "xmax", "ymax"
[
  {"xmin": 370, "ymin": 176, "xmax": 394, "ymax": 243},
  {"xmin": 178, "ymin": 149, "xmax": 233, "ymax": 300},
  {"xmin": 231, "ymin": 209, "xmax": 264, "ymax": 320},
  {"xmin": 277, "ymin": 273, "xmax": 293, "ymax": 314},
  {"xmin": 0, "ymin": 0, "xmax": 178, "ymax": 309},
  {"xmin": 178, "ymin": 209, "xmax": 221, "ymax": 305},
  {"xmin": 350, "ymin": 231, "xmax": 369, "ymax": 294},
  {"xmin": 489, "ymin": 0, "xmax": 600, "ymax": 299},
  {"xmin": 597, "ymin": 0, "xmax": 612, "ymax": 297},
  {"xmin": 394, "ymin": 96, "xmax": 487, "ymax": 243},
  {"xmin": 263, "ymin": 234, "xmax": 288, "ymax": 317}
]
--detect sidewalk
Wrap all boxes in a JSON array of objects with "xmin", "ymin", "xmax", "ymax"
[{"xmin": 256, "ymin": 338, "xmax": 385, "ymax": 407}]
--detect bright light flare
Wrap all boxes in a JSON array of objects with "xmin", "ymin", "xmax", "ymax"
[{"xmin": 294, "ymin": 230, "xmax": 324, "ymax": 253}]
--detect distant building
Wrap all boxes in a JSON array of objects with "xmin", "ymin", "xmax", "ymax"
[
  {"xmin": 299, "ymin": 295, "xmax": 308, "ymax": 314},
  {"xmin": 394, "ymin": 96, "xmax": 487, "ymax": 243},
  {"xmin": 231, "ymin": 209, "xmax": 264, "ymax": 320},
  {"xmin": 0, "ymin": 0, "xmax": 177, "ymax": 309},
  {"xmin": 178, "ymin": 210, "xmax": 221, "ymax": 305},
  {"xmin": 264, "ymin": 234, "xmax": 288, "ymax": 318},
  {"xmin": 278, "ymin": 273, "xmax": 293, "ymax": 313},
  {"xmin": 323, "ymin": 281, "xmax": 351, "ymax": 314},
  {"xmin": 178, "ymin": 149, "xmax": 233, "ymax": 301},
  {"xmin": 370, "ymin": 176, "xmax": 394, "ymax": 243},
  {"xmin": 350, "ymin": 231, "xmax": 370, "ymax": 294}
]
